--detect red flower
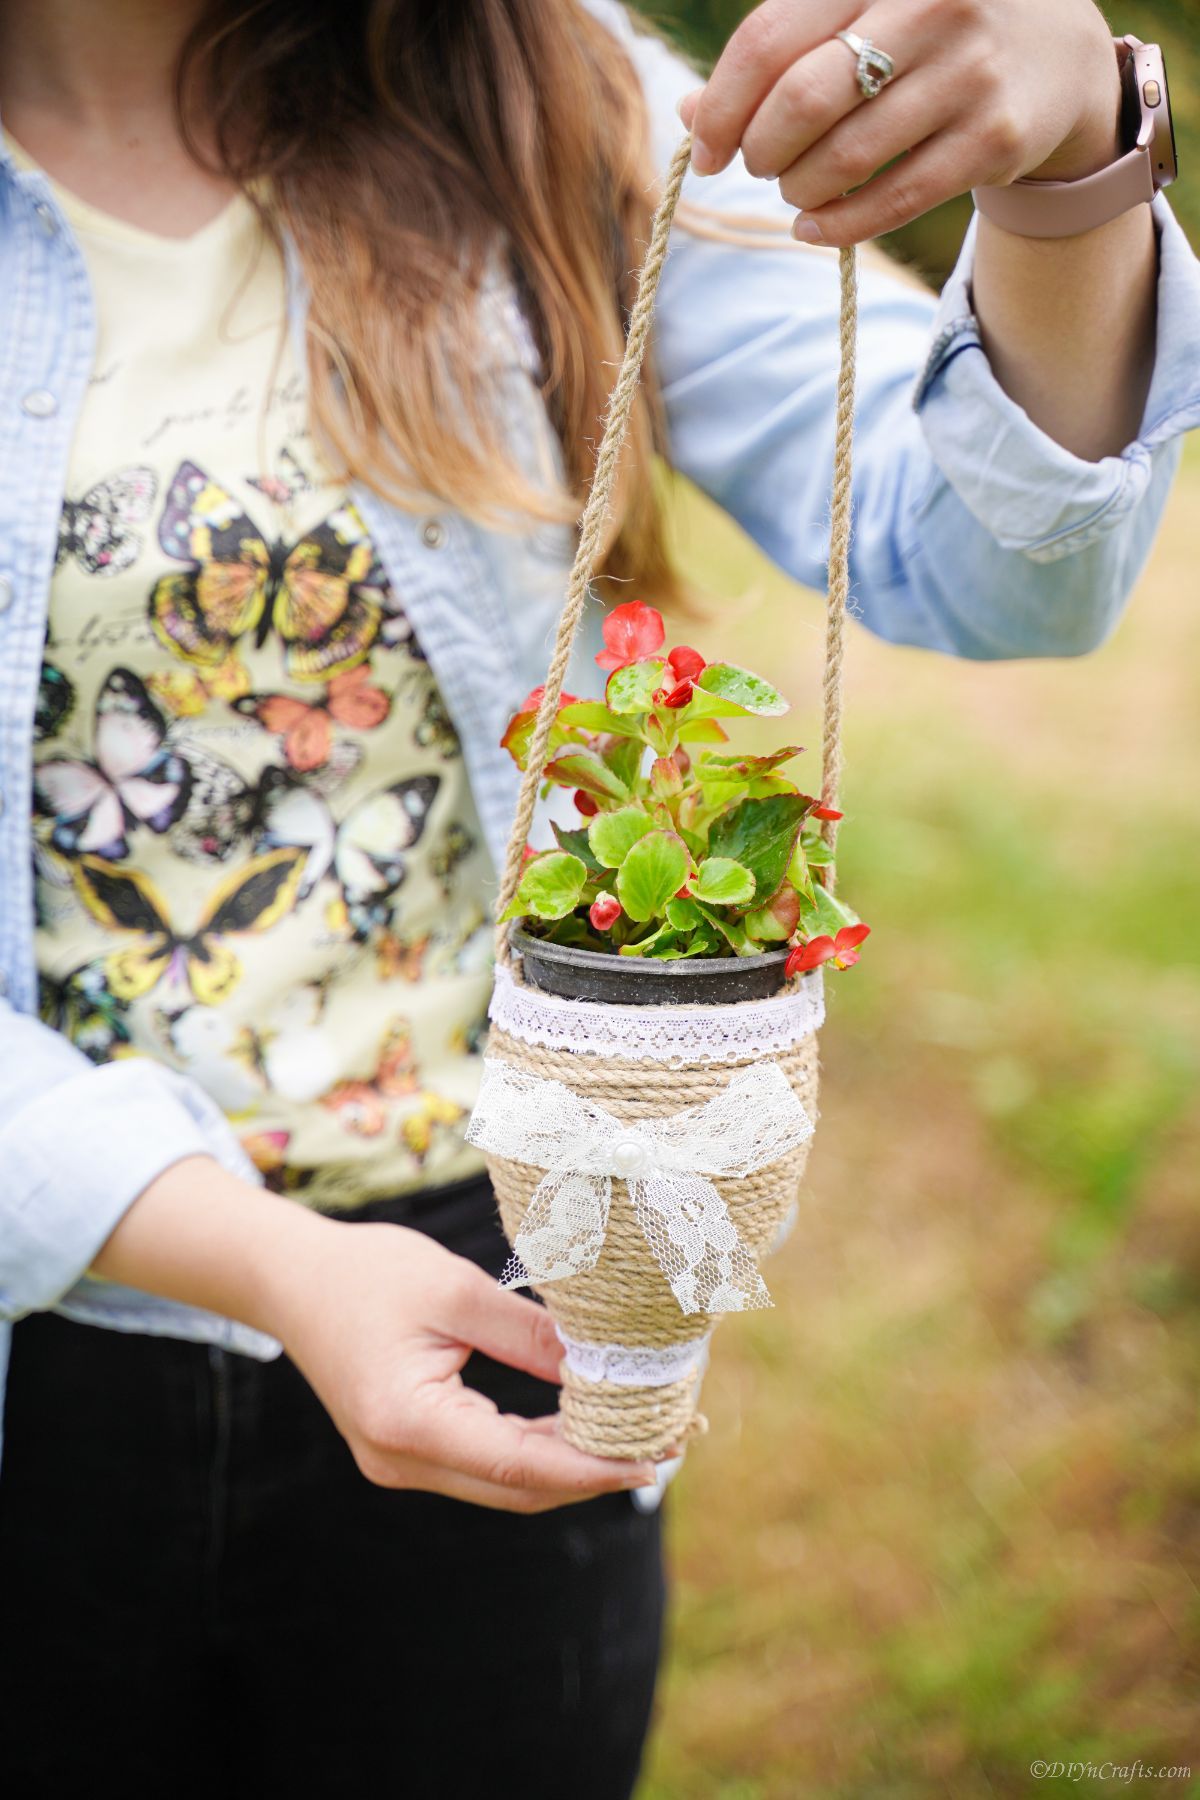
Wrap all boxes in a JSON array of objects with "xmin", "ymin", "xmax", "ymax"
[
  {"xmin": 594, "ymin": 600, "xmax": 666, "ymax": 672},
  {"xmin": 574, "ymin": 790, "xmax": 599, "ymax": 817},
  {"xmin": 811, "ymin": 803, "xmax": 843, "ymax": 822},
  {"xmin": 667, "ymin": 645, "xmax": 705, "ymax": 682},
  {"xmin": 589, "ymin": 894, "xmax": 621, "ymax": 931},
  {"xmin": 518, "ymin": 684, "xmax": 578, "ymax": 713},
  {"xmin": 654, "ymin": 678, "xmax": 696, "ymax": 710},
  {"xmin": 785, "ymin": 923, "xmax": 871, "ymax": 978}
]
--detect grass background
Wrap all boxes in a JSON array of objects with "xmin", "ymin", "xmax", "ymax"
[{"xmin": 637, "ymin": 440, "xmax": 1200, "ymax": 1797}]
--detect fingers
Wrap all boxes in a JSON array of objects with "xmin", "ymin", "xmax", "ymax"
[
  {"xmin": 793, "ymin": 135, "xmax": 966, "ymax": 246},
  {"xmin": 416, "ymin": 1387, "xmax": 656, "ymax": 1495},
  {"xmin": 439, "ymin": 1260, "xmax": 564, "ymax": 1385},
  {"xmin": 739, "ymin": 15, "xmax": 914, "ymax": 181},
  {"xmin": 689, "ymin": 0, "xmax": 860, "ymax": 174},
  {"xmin": 775, "ymin": 69, "xmax": 954, "ymax": 215}
]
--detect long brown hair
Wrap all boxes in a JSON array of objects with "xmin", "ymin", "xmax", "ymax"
[{"xmin": 177, "ymin": 0, "xmax": 674, "ymax": 597}]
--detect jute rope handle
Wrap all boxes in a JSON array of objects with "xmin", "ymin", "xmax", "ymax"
[{"xmin": 493, "ymin": 133, "xmax": 859, "ymax": 964}]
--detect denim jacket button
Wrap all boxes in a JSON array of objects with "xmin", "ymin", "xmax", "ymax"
[
  {"xmin": 21, "ymin": 388, "xmax": 58, "ymax": 418},
  {"xmin": 420, "ymin": 518, "xmax": 447, "ymax": 550},
  {"xmin": 0, "ymin": 575, "xmax": 12, "ymax": 615}
]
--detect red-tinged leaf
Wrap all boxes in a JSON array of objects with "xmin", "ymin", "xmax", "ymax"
[
  {"xmin": 703, "ymin": 747, "xmax": 806, "ymax": 775},
  {"xmin": 595, "ymin": 600, "xmax": 666, "ymax": 671},
  {"xmin": 501, "ymin": 708, "xmax": 576, "ymax": 769},
  {"xmin": 650, "ymin": 754, "xmax": 684, "ymax": 800},
  {"xmin": 542, "ymin": 748, "xmax": 630, "ymax": 802},
  {"xmin": 500, "ymin": 708, "xmax": 537, "ymax": 766},
  {"xmin": 589, "ymin": 894, "xmax": 622, "ymax": 931},
  {"xmin": 785, "ymin": 936, "xmax": 838, "ymax": 977},
  {"xmin": 745, "ymin": 882, "xmax": 802, "ymax": 943},
  {"xmin": 518, "ymin": 685, "xmax": 579, "ymax": 714},
  {"xmin": 667, "ymin": 645, "xmax": 705, "ymax": 681}
]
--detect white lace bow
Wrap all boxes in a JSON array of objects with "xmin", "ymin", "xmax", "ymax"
[{"xmin": 466, "ymin": 1059, "xmax": 814, "ymax": 1315}]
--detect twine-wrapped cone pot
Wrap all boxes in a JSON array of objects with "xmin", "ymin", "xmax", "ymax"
[{"xmin": 468, "ymin": 137, "xmax": 860, "ymax": 1462}]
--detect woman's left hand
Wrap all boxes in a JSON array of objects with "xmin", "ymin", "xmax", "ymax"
[{"xmin": 679, "ymin": 0, "xmax": 1123, "ymax": 245}]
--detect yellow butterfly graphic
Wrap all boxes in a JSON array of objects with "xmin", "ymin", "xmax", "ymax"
[
  {"xmin": 71, "ymin": 847, "xmax": 306, "ymax": 1006},
  {"xmin": 150, "ymin": 462, "xmax": 388, "ymax": 684}
]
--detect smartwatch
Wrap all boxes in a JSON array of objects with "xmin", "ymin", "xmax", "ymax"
[{"xmin": 972, "ymin": 36, "xmax": 1178, "ymax": 239}]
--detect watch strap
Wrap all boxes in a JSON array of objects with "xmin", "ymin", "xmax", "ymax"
[{"xmin": 972, "ymin": 145, "xmax": 1156, "ymax": 240}]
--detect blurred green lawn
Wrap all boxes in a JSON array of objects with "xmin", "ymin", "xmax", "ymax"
[{"xmin": 640, "ymin": 440, "xmax": 1200, "ymax": 1798}]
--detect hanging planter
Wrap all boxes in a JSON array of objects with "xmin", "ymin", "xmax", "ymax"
[{"xmin": 467, "ymin": 137, "xmax": 866, "ymax": 1462}]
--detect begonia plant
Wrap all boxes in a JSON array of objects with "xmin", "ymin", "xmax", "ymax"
[{"xmin": 500, "ymin": 600, "xmax": 869, "ymax": 969}]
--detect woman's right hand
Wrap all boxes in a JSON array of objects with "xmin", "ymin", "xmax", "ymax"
[
  {"xmin": 270, "ymin": 1214, "xmax": 659, "ymax": 1511},
  {"xmin": 94, "ymin": 1155, "xmax": 658, "ymax": 1511}
]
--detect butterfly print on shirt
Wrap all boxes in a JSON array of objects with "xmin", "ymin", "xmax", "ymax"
[
  {"xmin": 70, "ymin": 845, "xmax": 306, "ymax": 1006},
  {"xmin": 321, "ymin": 1018, "xmax": 421, "ymax": 1137},
  {"xmin": 57, "ymin": 466, "xmax": 158, "ymax": 577},
  {"xmin": 150, "ymin": 461, "xmax": 389, "ymax": 684},
  {"xmin": 33, "ymin": 667, "xmax": 192, "ymax": 860},
  {"xmin": 232, "ymin": 664, "xmax": 391, "ymax": 773},
  {"xmin": 252, "ymin": 766, "xmax": 440, "ymax": 938}
]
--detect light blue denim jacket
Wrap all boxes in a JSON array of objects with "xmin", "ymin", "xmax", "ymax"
[{"xmin": 2, "ymin": 2, "xmax": 1199, "ymax": 1444}]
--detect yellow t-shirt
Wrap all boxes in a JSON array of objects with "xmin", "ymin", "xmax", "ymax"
[{"xmin": 22, "ymin": 150, "xmax": 492, "ymax": 1207}]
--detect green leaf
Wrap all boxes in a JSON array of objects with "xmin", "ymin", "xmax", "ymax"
[
  {"xmin": 708, "ymin": 794, "xmax": 810, "ymax": 906},
  {"xmin": 500, "ymin": 852, "xmax": 588, "ymax": 922},
  {"xmin": 786, "ymin": 839, "xmax": 816, "ymax": 904},
  {"xmin": 680, "ymin": 687, "xmax": 753, "ymax": 722},
  {"xmin": 556, "ymin": 700, "xmax": 644, "ymax": 739},
  {"xmin": 691, "ymin": 857, "xmax": 757, "ymax": 906},
  {"xmin": 800, "ymin": 830, "xmax": 834, "ymax": 867},
  {"xmin": 693, "ymin": 900, "xmax": 751, "ymax": 955},
  {"xmin": 588, "ymin": 806, "xmax": 655, "ymax": 869},
  {"xmin": 605, "ymin": 659, "xmax": 666, "ymax": 715},
  {"xmin": 676, "ymin": 716, "xmax": 729, "ymax": 745},
  {"xmin": 597, "ymin": 733, "xmax": 644, "ymax": 792},
  {"xmin": 696, "ymin": 662, "xmax": 788, "ymax": 718},
  {"xmin": 542, "ymin": 748, "xmax": 629, "ymax": 802},
  {"xmin": 666, "ymin": 896, "xmax": 703, "ymax": 931},
  {"xmin": 804, "ymin": 882, "xmax": 862, "ymax": 938},
  {"xmin": 615, "ymin": 830, "xmax": 690, "ymax": 923},
  {"xmin": 551, "ymin": 820, "xmax": 605, "ymax": 875}
]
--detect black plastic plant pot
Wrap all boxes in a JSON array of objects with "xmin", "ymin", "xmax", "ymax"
[{"xmin": 509, "ymin": 924, "xmax": 791, "ymax": 1007}]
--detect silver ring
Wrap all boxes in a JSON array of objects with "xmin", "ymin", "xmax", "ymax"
[{"xmin": 835, "ymin": 29, "xmax": 896, "ymax": 100}]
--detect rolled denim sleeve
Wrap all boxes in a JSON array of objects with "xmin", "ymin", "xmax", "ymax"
[
  {"xmin": 607, "ymin": 1, "xmax": 1200, "ymax": 662},
  {"xmin": 0, "ymin": 1002, "xmax": 262, "ymax": 1321}
]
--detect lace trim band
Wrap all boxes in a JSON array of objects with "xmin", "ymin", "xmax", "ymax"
[
  {"xmin": 555, "ymin": 1327, "xmax": 712, "ymax": 1388},
  {"xmin": 489, "ymin": 963, "xmax": 824, "ymax": 1065}
]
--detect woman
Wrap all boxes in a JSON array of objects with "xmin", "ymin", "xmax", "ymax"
[{"xmin": 0, "ymin": 0, "xmax": 1195, "ymax": 1791}]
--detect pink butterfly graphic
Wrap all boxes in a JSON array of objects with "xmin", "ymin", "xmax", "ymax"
[{"xmin": 33, "ymin": 667, "xmax": 193, "ymax": 860}]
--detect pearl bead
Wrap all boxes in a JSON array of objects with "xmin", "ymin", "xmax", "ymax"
[{"xmin": 611, "ymin": 1139, "xmax": 649, "ymax": 1178}]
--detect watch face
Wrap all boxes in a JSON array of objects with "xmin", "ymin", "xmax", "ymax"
[{"xmin": 1135, "ymin": 43, "xmax": 1178, "ymax": 189}]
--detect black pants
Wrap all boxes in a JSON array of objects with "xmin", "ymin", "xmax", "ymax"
[{"xmin": 0, "ymin": 1177, "xmax": 665, "ymax": 1798}]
